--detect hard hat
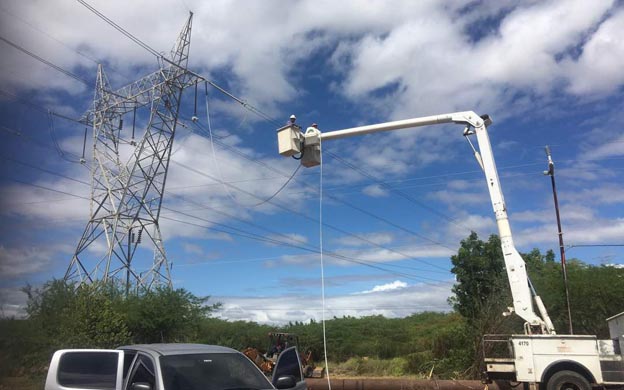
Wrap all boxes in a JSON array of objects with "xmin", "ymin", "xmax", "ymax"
[
  {"xmin": 312, "ymin": 123, "xmax": 318, "ymax": 127},
  {"xmin": 290, "ymin": 114, "xmax": 296, "ymax": 119}
]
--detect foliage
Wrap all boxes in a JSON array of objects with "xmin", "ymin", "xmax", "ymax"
[
  {"xmin": 530, "ymin": 259, "xmax": 624, "ymax": 337},
  {"xmin": 448, "ymin": 232, "xmax": 624, "ymax": 377},
  {"xmin": 121, "ymin": 287, "xmax": 220, "ymax": 343},
  {"xmin": 198, "ymin": 318, "xmax": 274, "ymax": 351},
  {"xmin": 448, "ymin": 232, "xmax": 507, "ymax": 322},
  {"xmin": 4, "ymin": 238, "xmax": 623, "ymax": 382},
  {"xmin": 1, "ymin": 279, "xmax": 219, "ymax": 379}
]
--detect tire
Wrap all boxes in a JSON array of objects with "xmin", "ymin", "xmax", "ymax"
[{"xmin": 546, "ymin": 370, "xmax": 591, "ymax": 390}]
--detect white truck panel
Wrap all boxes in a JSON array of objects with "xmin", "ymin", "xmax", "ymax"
[
  {"xmin": 512, "ymin": 335, "xmax": 603, "ymax": 383},
  {"xmin": 608, "ymin": 312, "xmax": 624, "ymax": 354}
]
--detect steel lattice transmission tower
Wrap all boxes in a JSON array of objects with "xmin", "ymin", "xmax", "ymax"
[{"xmin": 65, "ymin": 13, "xmax": 201, "ymax": 292}]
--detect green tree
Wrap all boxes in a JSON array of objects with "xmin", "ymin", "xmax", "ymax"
[
  {"xmin": 448, "ymin": 232, "xmax": 523, "ymax": 377},
  {"xmin": 24, "ymin": 280, "xmax": 130, "ymax": 349},
  {"xmin": 448, "ymin": 232, "xmax": 509, "ymax": 324},
  {"xmin": 120, "ymin": 286, "xmax": 221, "ymax": 343},
  {"xmin": 529, "ymin": 258, "xmax": 624, "ymax": 337}
]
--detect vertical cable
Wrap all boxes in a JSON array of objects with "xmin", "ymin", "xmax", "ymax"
[
  {"xmin": 319, "ymin": 138, "xmax": 331, "ymax": 388},
  {"xmin": 204, "ymin": 81, "xmax": 237, "ymax": 203},
  {"xmin": 81, "ymin": 127, "xmax": 88, "ymax": 162},
  {"xmin": 131, "ymin": 106, "xmax": 137, "ymax": 142},
  {"xmin": 193, "ymin": 81, "xmax": 198, "ymax": 118}
]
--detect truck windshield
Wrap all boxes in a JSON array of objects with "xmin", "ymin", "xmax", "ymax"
[{"xmin": 160, "ymin": 353, "xmax": 272, "ymax": 390}]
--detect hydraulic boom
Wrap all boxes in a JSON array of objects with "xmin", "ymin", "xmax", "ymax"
[{"xmin": 277, "ymin": 111, "xmax": 555, "ymax": 334}]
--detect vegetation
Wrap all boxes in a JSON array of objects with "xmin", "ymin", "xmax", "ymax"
[
  {"xmin": 1, "ymin": 232, "xmax": 623, "ymax": 385},
  {"xmin": 0, "ymin": 280, "xmax": 219, "ymax": 384}
]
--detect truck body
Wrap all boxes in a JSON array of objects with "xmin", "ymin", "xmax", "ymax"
[
  {"xmin": 277, "ymin": 111, "xmax": 624, "ymax": 390},
  {"xmin": 484, "ymin": 312, "xmax": 624, "ymax": 387},
  {"xmin": 44, "ymin": 343, "xmax": 306, "ymax": 390}
]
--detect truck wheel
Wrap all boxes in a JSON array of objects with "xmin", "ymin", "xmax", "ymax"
[{"xmin": 546, "ymin": 370, "xmax": 590, "ymax": 390}]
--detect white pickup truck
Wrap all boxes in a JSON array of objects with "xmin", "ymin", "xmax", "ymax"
[{"xmin": 44, "ymin": 343, "xmax": 307, "ymax": 390}]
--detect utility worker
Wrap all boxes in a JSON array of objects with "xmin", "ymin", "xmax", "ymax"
[{"xmin": 287, "ymin": 114, "xmax": 296, "ymax": 125}]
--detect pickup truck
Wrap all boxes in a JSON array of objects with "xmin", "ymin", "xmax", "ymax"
[{"xmin": 44, "ymin": 343, "xmax": 307, "ymax": 390}]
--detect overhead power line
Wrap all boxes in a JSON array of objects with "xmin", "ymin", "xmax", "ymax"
[
  {"xmin": 3, "ymin": 146, "xmax": 448, "ymax": 284},
  {"xmin": 76, "ymin": 0, "xmax": 161, "ymax": 58},
  {"xmin": 75, "ymin": 0, "xmax": 281, "ymax": 126},
  {"xmin": 0, "ymin": 5, "xmax": 101, "ymax": 66},
  {"xmin": 182, "ymin": 119, "xmax": 458, "ymax": 261},
  {"xmin": 327, "ymin": 151, "xmax": 482, "ymax": 236},
  {"xmin": 0, "ymin": 89, "xmax": 83, "ymax": 124},
  {"xmin": 3, "ymin": 158, "xmax": 448, "ymax": 284},
  {"xmin": 0, "ymin": 35, "xmax": 90, "ymax": 86},
  {"xmin": 172, "ymin": 160, "xmax": 452, "ymax": 272}
]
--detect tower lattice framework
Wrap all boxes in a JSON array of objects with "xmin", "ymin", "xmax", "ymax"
[{"xmin": 65, "ymin": 13, "xmax": 201, "ymax": 292}]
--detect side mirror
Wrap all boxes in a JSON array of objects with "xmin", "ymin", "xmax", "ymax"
[
  {"xmin": 274, "ymin": 375, "xmax": 297, "ymax": 389},
  {"xmin": 132, "ymin": 383, "xmax": 152, "ymax": 390}
]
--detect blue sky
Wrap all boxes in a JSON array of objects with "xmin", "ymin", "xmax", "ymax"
[{"xmin": 0, "ymin": 0, "xmax": 623, "ymax": 325}]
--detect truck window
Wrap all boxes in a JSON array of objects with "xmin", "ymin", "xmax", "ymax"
[
  {"xmin": 272, "ymin": 347, "xmax": 303, "ymax": 382},
  {"xmin": 57, "ymin": 351, "xmax": 118, "ymax": 389},
  {"xmin": 160, "ymin": 353, "xmax": 271, "ymax": 390},
  {"xmin": 123, "ymin": 351, "xmax": 137, "ymax": 380},
  {"xmin": 126, "ymin": 354, "xmax": 155, "ymax": 390}
]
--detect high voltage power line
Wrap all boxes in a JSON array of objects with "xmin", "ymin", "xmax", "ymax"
[
  {"xmin": 0, "ymin": 36, "xmax": 91, "ymax": 86},
  {"xmin": 2, "ymin": 153, "xmax": 451, "ymax": 285},
  {"xmin": 3, "ymin": 0, "xmax": 622, "ymax": 298}
]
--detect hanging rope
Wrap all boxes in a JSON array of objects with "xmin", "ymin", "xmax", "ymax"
[
  {"xmin": 201, "ymin": 81, "xmax": 301, "ymax": 207},
  {"xmin": 319, "ymin": 138, "xmax": 332, "ymax": 388}
]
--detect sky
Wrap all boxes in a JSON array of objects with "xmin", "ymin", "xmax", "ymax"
[{"xmin": 0, "ymin": 0, "xmax": 623, "ymax": 326}]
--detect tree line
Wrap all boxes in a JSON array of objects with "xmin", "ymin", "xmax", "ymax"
[{"xmin": 1, "ymin": 232, "xmax": 622, "ymax": 382}]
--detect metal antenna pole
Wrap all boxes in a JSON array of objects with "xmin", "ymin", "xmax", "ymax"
[
  {"xmin": 65, "ymin": 13, "xmax": 200, "ymax": 292},
  {"xmin": 544, "ymin": 145, "xmax": 573, "ymax": 334}
]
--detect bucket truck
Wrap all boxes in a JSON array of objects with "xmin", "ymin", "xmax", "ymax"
[{"xmin": 277, "ymin": 111, "xmax": 624, "ymax": 390}]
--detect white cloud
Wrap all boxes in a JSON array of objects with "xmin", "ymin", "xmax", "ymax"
[
  {"xmin": 1, "ymin": 0, "xmax": 623, "ymax": 324},
  {"xmin": 514, "ymin": 217, "xmax": 624, "ymax": 248},
  {"xmin": 512, "ymin": 205, "xmax": 595, "ymax": 224},
  {"xmin": 427, "ymin": 189, "xmax": 483, "ymax": 206},
  {"xmin": 266, "ymin": 233, "xmax": 308, "ymax": 247},
  {"xmin": 561, "ymin": 184, "xmax": 624, "ymax": 206},
  {"xmin": 564, "ymin": 9, "xmax": 624, "ymax": 95},
  {"xmin": 580, "ymin": 134, "xmax": 624, "ymax": 161},
  {"xmin": 358, "ymin": 280, "xmax": 408, "ymax": 294},
  {"xmin": 0, "ymin": 245, "xmax": 65, "ymax": 279},
  {"xmin": 0, "ymin": 287, "xmax": 29, "ymax": 318},
  {"xmin": 446, "ymin": 212, "xmax": 497, "ymax": 242},
  {"xmin": 0, "ymin": 177, "xmax": 90, "ymax": 224},
  {"xmin": 335, "ymin": 232, "xmax": 394, "ymax": 248},
  {"xmin": 213, "ymin": 280, "xmax": 453, "ymax": 325},
  {"xmin": 362, "ymin": 184, "xmax": 389, "ymax": 198}
]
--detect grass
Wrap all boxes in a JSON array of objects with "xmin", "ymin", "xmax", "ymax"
[
  {"xmin": 327, "ymin": 357, "xmax": 430, "ymax": 378},
  {"xmin": 0, "ymin": 376, "xmax": 41, "ymax": 390}
]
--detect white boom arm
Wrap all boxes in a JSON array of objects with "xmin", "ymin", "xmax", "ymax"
[{"xmin": 277, "ymin": 111, "xmax": 555, "ymax": 334}]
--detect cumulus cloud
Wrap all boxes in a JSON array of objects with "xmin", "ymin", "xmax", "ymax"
[
  {"xmin": 0, "ymin": 245, "xmax": 69, "ymax": 279},
  {"xmin": 362, "ymin": 184, "xmax": 389, "ymax": 198},
  {"xmin": 1, "ymin": 0, "xmax": 623, "ymax": 323},
  {"xmin": 335, "ymin": 232, "xmax": 394, "ymax": 248},
  {"xmin": 213, "ymin": 280, "xmax": 453, "ymax": 325},
  {"xmin": 564, "ymin": 9, "xmax": 624, "ymax": 95},
  {"xmin": 358, "ymin": 280, "xmax": 407, "ymax": 294},
  {"xmin": 0, "ymin": 287, "xmax": 29, "ymax": 318}
]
